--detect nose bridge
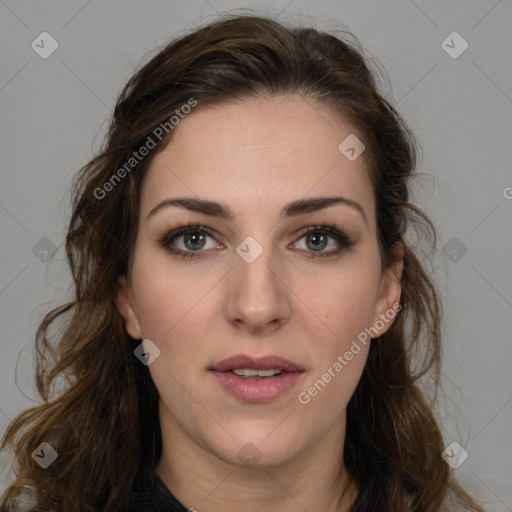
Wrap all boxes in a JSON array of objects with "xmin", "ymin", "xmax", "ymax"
[{"xmin": 226, "ymin": 233, "xmax": 290, "ymax": 330}]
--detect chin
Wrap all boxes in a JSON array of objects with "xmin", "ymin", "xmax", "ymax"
[{"xmin": 206, "ymin": 428, "xmax": 305, "ymax": 469}]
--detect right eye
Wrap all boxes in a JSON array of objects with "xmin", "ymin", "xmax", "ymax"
[{"xmin": 158, "ymin": 225, "xmax": 222, "ymax": 259}]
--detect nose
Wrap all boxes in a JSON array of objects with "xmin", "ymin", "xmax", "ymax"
[{"xmin": 225, "ymin": 240, "xmax": 291, "ymax": 335}]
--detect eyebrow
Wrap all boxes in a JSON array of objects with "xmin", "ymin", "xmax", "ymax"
[{"xmin": 148, "ymin": 195, "xmax": 367, "ymax": 226}]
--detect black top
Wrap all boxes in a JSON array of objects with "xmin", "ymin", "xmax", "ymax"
[
  {"xmin": 124, "ymin": 466, "xmax": 189, "ymax": 512},
  {"xmin": 0, "ymin": 467, "xmax": 189, "ymax": 512}
]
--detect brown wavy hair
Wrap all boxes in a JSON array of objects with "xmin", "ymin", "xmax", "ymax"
[{"xmin": 0, "ymin": 14, "xmax": 484, "ymax": 512}]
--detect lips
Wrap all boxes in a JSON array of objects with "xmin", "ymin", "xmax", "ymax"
[
  {"xmin": 208, "ymin": 354, "xmax": 305, "ymax": 402},
  {"xmin": 209, "ymin": 354, "xmax": 305, "ymax": 373}
]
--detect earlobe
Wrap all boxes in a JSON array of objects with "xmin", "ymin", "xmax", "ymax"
[{"xmin": 115, "ymin": 275, "xmax": 142, "ymax": 340}]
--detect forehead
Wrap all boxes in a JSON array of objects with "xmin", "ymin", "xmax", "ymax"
[{"xmin": 141, "ymin": 95, "xmax": 375, "ymax": 224}]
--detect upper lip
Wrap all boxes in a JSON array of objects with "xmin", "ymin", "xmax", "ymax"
[{"xmin": 210, "ymin": 354, "xmax": 304, "ymax": 372}]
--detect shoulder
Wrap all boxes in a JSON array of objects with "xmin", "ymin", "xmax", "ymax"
[
  {"xmin": 2, "ymin": 469, "xmax": 188, "ymax": 512},
  {"xmin": 123, "ymin": 465, "xmax": 189, "ymax": 512}
]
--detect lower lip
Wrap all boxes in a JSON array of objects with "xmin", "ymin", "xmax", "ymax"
[{"xmin": 210, "ymin": 370, "xmax": 304, "ymax": 403}]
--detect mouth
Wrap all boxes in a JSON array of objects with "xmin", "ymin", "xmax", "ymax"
[
  {"xmin": 227, "ymin": 368, "xmax": 285, "ymax": 379},
  {"xmin": 209, "ymin": 353, "xmax": 305, "ymax": 373},
  {"xmin": 208, "ymin": 354, "xmax": 305, "ymax": 403}
]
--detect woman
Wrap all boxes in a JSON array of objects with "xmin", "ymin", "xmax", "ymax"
[{"xmin": 0, "ymin": 14, "xmax": 485, "ymax": 512}]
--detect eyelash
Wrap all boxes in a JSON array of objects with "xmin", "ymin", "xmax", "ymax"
[{"xmin": 158, "ymin": 223, "xmax": 354, "ymax": 260}]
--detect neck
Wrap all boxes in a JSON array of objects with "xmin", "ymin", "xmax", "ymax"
[{"xmin": 154, "ymin": 406, "xmax": 358, "ymax": 512}]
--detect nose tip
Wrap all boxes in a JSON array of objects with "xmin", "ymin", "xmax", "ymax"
[{"xmin": 227, "ymin": 239, "xmax": 290, "ymax": 334}]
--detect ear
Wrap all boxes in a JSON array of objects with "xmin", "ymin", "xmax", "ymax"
[
  {"xmin": 370, "ymin": 242, "xmax": 404, "ymax": 338},
  {"xmin": 115, "ymin": 275, "xmax": 142, "ymax": 339}
]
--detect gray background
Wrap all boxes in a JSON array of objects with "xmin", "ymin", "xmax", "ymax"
[{"xmin": 0, "ymin": 0, "xmax": 511, "ymax": 509}]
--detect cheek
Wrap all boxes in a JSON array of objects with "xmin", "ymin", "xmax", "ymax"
[
  {"xmin": 129, "ymin": 252, "xmax": 219, "ymax": 387},
  {"xmin": 130, "ymin": 252, "xmax": 213, "ymax": 340},
  {"xmin": 300, "ymin": 263, "xmax": 380, "ymax": 346},
  {"xmin": 296, "ymin": 284, "xmax": 373, "ymax": 428},
  {"xmin": 294, "ymin": 264, "xmax": 378, "ymax": 404}
]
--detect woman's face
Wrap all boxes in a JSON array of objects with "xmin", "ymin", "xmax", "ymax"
[{"xmin": 117, "ymin": 95, "xmax": 402, "ymax": 468}]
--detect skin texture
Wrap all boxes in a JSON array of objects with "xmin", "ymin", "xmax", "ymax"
[{"xmin": 116, "ymin": 95, "xmax": 403, "ymax": 512}]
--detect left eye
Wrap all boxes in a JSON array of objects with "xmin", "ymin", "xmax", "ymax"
[
  {"xmin": 292, "ymin": 225, "xmax": 354, "ymax": 258},
  {"xmin": 295, "ymin": 228, "xmax": 343, "ymax": 253},
  {"xmin": 159, "ymin": 224, "xmax": 353, "ymax": 259}
]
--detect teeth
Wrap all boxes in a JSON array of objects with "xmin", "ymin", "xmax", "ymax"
[{"xmin": 231, "ymin": 368, "xmax": 282, "ymax": 377}]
